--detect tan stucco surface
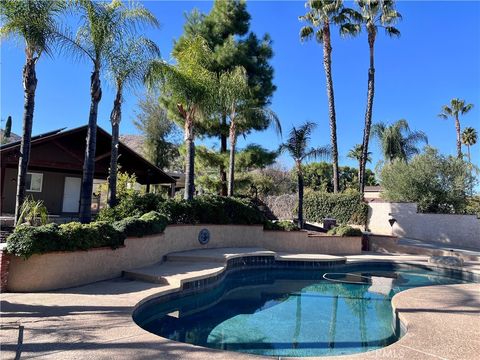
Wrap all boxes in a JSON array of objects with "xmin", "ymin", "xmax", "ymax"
[
  {"xmin": 368, "ymin": 202, "xmax": 480, "ymax": 249},
  {"xmin": 6, "ymin": 225, "xmax": 361, "ymax": 292},
  {"xmin": 1, "ymin": 252, "xmax": 479, "ymax": 360}
]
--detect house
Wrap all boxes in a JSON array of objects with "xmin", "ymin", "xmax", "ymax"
[
  {"xmin": 0, "ymin": 125, "xmax": 176, "ymax": 216},
  {"xmin": 364, "ymin": 185, "xmax": 383, "ymax": 201}
]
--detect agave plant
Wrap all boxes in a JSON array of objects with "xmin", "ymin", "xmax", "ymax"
[{"xmin": 16, "ymin": 197, "xmax": 49, "ymax": 227}]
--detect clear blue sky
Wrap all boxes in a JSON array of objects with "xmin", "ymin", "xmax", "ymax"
[{"xmin": 1, "ymin": 0, "xmax": 479, "ymax": 170}]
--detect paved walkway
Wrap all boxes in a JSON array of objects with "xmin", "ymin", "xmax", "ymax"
[{"xmin": 1, "ymin": 250, "xmax": 479, "ymax": 360}]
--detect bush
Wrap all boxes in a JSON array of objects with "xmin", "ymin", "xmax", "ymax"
[
  {"xmin": 97, "ymin": 192, "xmax": 163, "ymax": 222},
  {"xmin": 327, "ymin": 225, "xmax": 363, "ymax": 236},
  {"xmin": 113, "ymin": 211, "xmax": 167, "ymax": 237},
  {"xmin": 157, "ymin": 195, "xmax": 265, "ymax": 225},
  {"xmin": 264, "ymin": 220, "xmax": 299, "ymax": 231},
  {"xmin": 302, "ymin": 190, "xmax": 368, "ymax": 225},
  {"xmin": 6, "ymin": 222, "xmax": 125, "ymax": 258},
  {"xmin": 380, "ymin": 147, "xmax": 478, "ymax": 214}
]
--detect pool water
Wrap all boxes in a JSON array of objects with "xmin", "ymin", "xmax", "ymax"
[{"xmin": 135, "ymin": 264, "xmax": 470, "ymax": 357}]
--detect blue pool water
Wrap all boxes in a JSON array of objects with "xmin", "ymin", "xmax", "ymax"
[{"xmin": 134, "ymin": 263, "xmax": 471, "ymax": 357}]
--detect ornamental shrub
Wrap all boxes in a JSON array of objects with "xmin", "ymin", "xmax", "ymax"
[
  {"xmin": 264, "ymin": 220, "xmax": 299, "ymax": 231},
  {"xmin": 113, "ymin": 211, "xmax": 167, "ymax": 237},
  {"xmin": 97, "ymin": 192, "xmax": 163, "ymax": 222},
  {"xmin": 327, "ymin": 225, "xmax": 363, "ymax": 236},
  {"xmin": 6, "ymin": 221, "xmax": 125, "ymax": 258},
  {"xmin": 302, "ymin": 190, "xmax": 368, "ymax": 225}
]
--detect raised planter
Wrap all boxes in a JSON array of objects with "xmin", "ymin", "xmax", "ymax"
[{"xmin": 5, "ymin": 224, "xmax": 362, "ymax": 292}]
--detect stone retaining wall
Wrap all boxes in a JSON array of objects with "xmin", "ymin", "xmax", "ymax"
[{"xmin": 5, "ymin": 225, "xmax": 362, "ymax": 292}]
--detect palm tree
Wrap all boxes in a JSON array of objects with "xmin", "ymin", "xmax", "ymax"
[
  {"xmin": 218, "ymin": 67, "xmax": 282, "ymax": 196},
  {"xmin": 59, "ymin": 0, "xmax": 157, "ymax": 222},
  {"xmin": 372, "ymin": 119, "xmax": 428, "ymax": 163},
  {"xmin": 146, "ymin": 36, "xmax": 216, "ymax": 200},
  {"xmin": 279, "ymin": 122, "xmax": 330, "ymax": 228},
  {"xmin": 1, "ymin": 0, "xmax": 65, "ymax": 223},
  {"xmin": 438, "ymin": 98, "xmax": 474, "ymax": 158},
  {"xmin": 299, "ymin": 0, "xmax": 354, "ymax": 193},
  {"xmin": 345, "ymin": 0, "xmax": 401, "ymax": 194},
  {"xmin": 347, "ymin": 143, "xmax": 371, "ymax": 184},
  {"xmin": 106, "ymin": 36, "xmax": 160, "ymax": 207},
  {"xmin": 461, "ymin": 127, "xmax": 478, "ymax": 163}
]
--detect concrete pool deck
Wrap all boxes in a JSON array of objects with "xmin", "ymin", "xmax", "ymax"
[{"xmin": 1, "ymin": 250, "xmax": 479, "ymax": 360}]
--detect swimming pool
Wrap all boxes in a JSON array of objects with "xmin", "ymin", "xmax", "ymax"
[{"xmin": 134, "ymin": 262, "xmax": 472, "ymax": 357}]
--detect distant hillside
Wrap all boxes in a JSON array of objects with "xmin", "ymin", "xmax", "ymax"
[
  {"xmin": 0, "ymin": 130, "xmax": 21, "ymax": 145},
  {"xmin": 119, "ymin": 134, "xmax": 145, "ymax": 156}
]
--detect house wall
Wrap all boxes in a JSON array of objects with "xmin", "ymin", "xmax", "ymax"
[
  {"xmin": 368, "ymin": 202, "xmax": 480, "ymax": 249},
  {"xmin": 6, "ymin": 224, "xmax": 362, "ymax": 292},
  {"xmin": 2, "ymin": 168, "xmax": 70, "ymax": 214}
]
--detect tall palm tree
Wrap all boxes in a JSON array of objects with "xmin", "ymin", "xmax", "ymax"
[
  {"xmin": 438, "ymin": 98, "xmax": 474, "ymax": 158},
  {"xmin": 218, "ymin": 67, "xmax": 282, "ymax": 196},
  {"xmin": 347, "ymin": 143, "xmax": 371, "ymax": 184},
  {"xmin": 279, "ymin": 122, "xmax": 330, "ymax": 228},
  {"xmin": 345, "ymin": 0, "xmax": 401, "ymax": 194},
  {"xmin": 299, "ymin": 0, "xmax": 354, "ymax": 193},
  {"xmin": 372, "ymin": 119, "xmax": 428, "ymax": 163},
  {"xmin": 1, "ymin": 0, "xmax": 65, "ymax": 223},
  {"xmin": 461, "ymin": 127, "xmax": 478, "ymax": 163},
  {"xmin": 106, "ymin": 36, "xmax": 160, "ymax": 207},
  {"xmin": 59, "ymin": 0, "xmax": 157, "ymax": 222},
  {"xmin": 146, "ymin": 36, "xmax": 216, "ymax": 200}
]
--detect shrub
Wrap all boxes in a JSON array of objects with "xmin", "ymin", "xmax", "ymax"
[
  {"xmin": 302, "ymin": 190, "xmax": 368, "ymax": 225},
  {"xmin": 327, "ymin": 225, "xmax": 363, "ymax": 236},
  {"xmin": 97, "ymin": 192, "xmax": 163, "ymax": 222},
  {"xmin": 6, "ymin": 221, "xmax": 125, "ymax": 258},
  {"xmin": 264, "ymin": 220, "xmax": 299, "ymax": 231},
  {"xmin": 113, "ymin": 211, "xmax": 167, "ymax": 237},
  {"xmin": 6, "ymin": 223, "xmax": 60, "ymax": 258}
]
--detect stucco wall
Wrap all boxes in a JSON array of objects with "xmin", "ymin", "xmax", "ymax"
[
  {"xmin": 6, "ymin": 225, "xmax": 361, "ymax": 292},
  {"xmin": 368, "ymin": 202, "xmax": 480, "ymax": 249}
]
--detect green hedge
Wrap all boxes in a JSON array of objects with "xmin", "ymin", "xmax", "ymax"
[
  {"xmin": 6, "ymin": 222, "xmax": 126, "ymax": 259},
  {"xmin": 303, "ymin": 191, "xmax": 368, "ymax": 225},
  {"xmin": 264, "ymin": 220, "xmax": 299, "ymax": 231},
  {"xmin": 113, "ymin": 211, "xmax": 168, "ymax": 237},
  {"xmin": 327, "ymin": 225, "xmax": 363, "ymax": 236}
]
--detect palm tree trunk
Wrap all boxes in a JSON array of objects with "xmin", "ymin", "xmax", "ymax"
[
  {"xmin": 79, "ymin": 65, "xmax": 102, "ymax": 223},
  {"xmin": 14, "ymin": 57, "xmax": 38, "ymax": 223},
  {"xmin": 467, "ymin": 144, "xmax": 471, "ymax": 162},
  {"xmin": 108, "ymin": 85, "xmax": 122, "ymax": 207},
  {"xmin": 220, "ymin": 113, "xmax": 228, "ymax": 196},
  {"xmin": 359, "ymin": 29, "xmax": 376, "ymax": 194},
  {"xmin": 227, "ymin": 123, "xmax": 236, "ymax": 197},
  {"xmin": 322, "ymin": 22, "xmax": 339, "ymax": 193},
  {"xmin": 184, "ymin": 115, "xmax": 195, "ymax": 200},
  {"xmin": 455, "ymin": 115, "xmax": 462, "ymax": 158},
  {"xmin": 297, "ymin": 165, "xmax": 304, "ymax": 229}
]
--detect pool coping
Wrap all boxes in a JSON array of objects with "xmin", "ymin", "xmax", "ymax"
[{"xmin": 1, "ymin": 251, "xmax": 479, "ymax": 360}]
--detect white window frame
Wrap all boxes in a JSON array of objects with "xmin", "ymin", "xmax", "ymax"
[{"xmin": 26, "ymin": 172, "xmax": 43, "ymax": 192}]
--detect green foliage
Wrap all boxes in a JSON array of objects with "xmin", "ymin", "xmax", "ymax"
[
  {"xmin": 6, "ymin": 222, "xmax": 125, "ymax": 259},
  {"xmin": 264, "ymin": 220, "xmax": 299, "ymax": 231},
  {"xmin": 97, "ymin": 192, "xmax": 163, "ymax": 222},
  {"xmin": 301, "ymin": 162, "xmax": 377, "ymax": 192},
  {"xmin": 4, "ymin": 116, "xmax": 11, "ymax": 138},
  {"xmin": 113, "ymin": 211, "xmax": 167, "ymax": 237},
  {"xmin": 465, "ymin": 196, "xmax": 480, "ymax": 217},
  {"xmin": 133, "ymin": 93, "xmax": 181, "ymax": 171},
  {"xmin": 15, "ymin": 197, "xmax": 49, "ymax": 226},
  {"xmin": 303, "ymin": 190, "xmax": 369, "ymax": 225},
  {"xmin": 380, "ymin": 147, "xmax": 478, "ymax": 213},
  {"xmin": 157, "ymin": 195, "xmax": 265, "ymax": 225},
  {"xmin": 327, "ymin": 225, "xmax": 363, "ymax": 237}
]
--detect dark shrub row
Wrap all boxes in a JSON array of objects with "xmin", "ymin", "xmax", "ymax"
[
  {"xmin": 6, "ymin": 211, "xmax": 168, "ymax": 258},
  {"xmin": 327, "ymin": 224, "xmax": 363, "ymax": 236},
  {"xmin": 264, "ymin": 220, "xmax": 299, "ymax": 231}
]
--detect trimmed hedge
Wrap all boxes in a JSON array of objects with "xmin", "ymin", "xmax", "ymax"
[
  {"xmin": 327, "ymin": 225, "xmax": 363, "ymax": 237},
  {"xmin": 264, "ymin": 220, "xmax": 299, "ymax": 231},
  {"xmin": 303, "ymin": 191, "xmax": 368, "ymax": 225},
  {"xmin": 6, "ymin": 222, "xmax": 125, "ymax": 259},
  {"xmin": 113, "ymin": 211, "xmax": 168, "ymax": 237}
]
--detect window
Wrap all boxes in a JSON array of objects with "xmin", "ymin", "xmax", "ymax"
[{"xmin": 26, "ymin": 173, "xmax": 43, "ymax": 192}]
